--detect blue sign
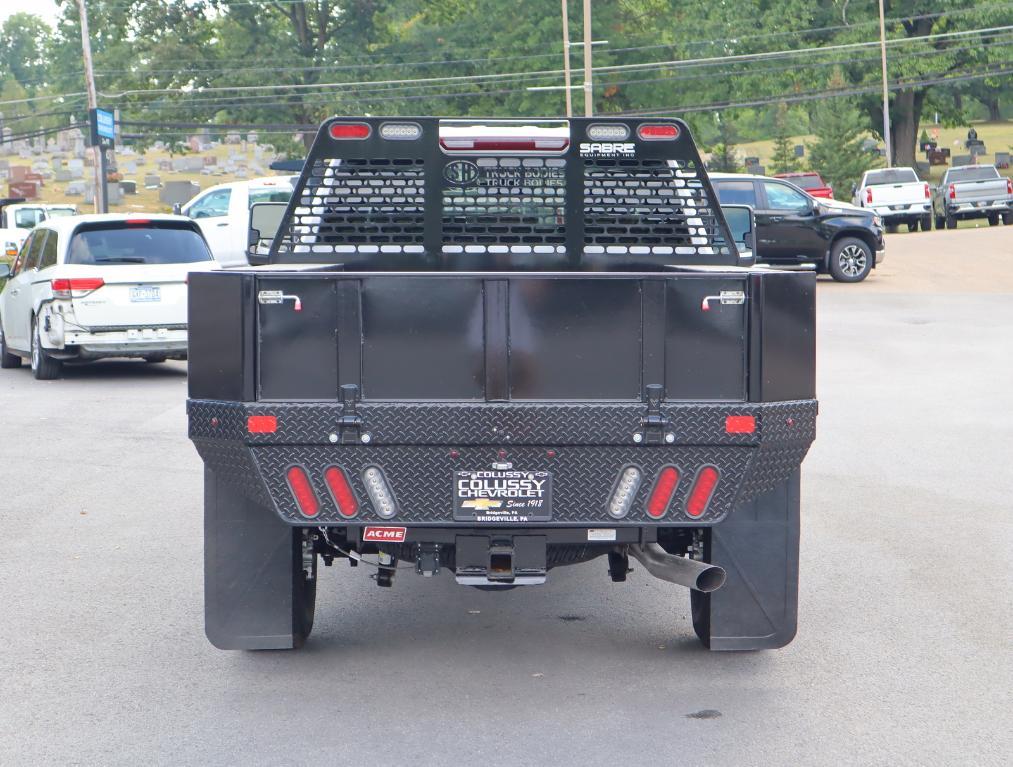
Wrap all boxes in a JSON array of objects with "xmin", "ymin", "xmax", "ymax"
[{"xmin": 89, "ymin": 107, "xmax": 116, "ymax": 146}]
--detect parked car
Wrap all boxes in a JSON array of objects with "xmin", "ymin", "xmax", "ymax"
[
  {"xmin": 710, "ymin": 173, "xmax": 885, "ymax": 282},
  {"xmin": 773, "ymin": 171, "xmax": 834, "ymax": 200},
  {"xmin": 0, "ymin": 214, "xmax": 216, "ymax": 380},
  {"xmin": 179, "ymin": 176, "xmax": 297, "ymax": 267},
  {"xmin": 931, "ymin": 165, "xmax": 1013, "ymax": 229},
  {"xmin": 1, "ymin": 198, "xmax": 77, "ymax": 260},
  {"xmin": 852, "ymin": 167, "xmax": 932, "ymax": 232}
]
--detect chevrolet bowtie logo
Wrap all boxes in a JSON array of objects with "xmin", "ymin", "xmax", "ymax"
[{"xmin": 462, "ymin": 498, "xmax": 503, "ymax": 511}]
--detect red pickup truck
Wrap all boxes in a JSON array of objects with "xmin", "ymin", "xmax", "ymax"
[{"xmin": 773, "ymin": 172, "xmax": 834, "ymax": 200}]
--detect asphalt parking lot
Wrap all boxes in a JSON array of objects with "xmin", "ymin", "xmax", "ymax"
[{"xmin": 1, "ymin": 226, "xmax": 1011, "ymax": 766}]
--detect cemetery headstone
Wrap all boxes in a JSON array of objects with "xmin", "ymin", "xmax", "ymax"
[{"xmin": 159, "ymin": 180, "xmax": 200, "ymax": 206}]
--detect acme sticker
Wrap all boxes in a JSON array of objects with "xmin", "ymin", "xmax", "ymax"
[{"xmin": 363, "ymin": 526, "xmax": 407, "ymax": 543}]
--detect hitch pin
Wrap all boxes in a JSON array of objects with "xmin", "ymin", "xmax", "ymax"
[
  {"xmin": 701, "ymin": 290, "xmax": 746, "ymax": 312},
  {"xmin": 258, "ymin": 290, "xmax": 303, "ymax": 312}
]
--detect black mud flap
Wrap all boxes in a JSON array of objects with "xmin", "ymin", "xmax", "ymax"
[
  {"xmin": 692, "ymin": 469, "xmax": 800, "ymax": 651},
  {"xmin": 204, "ymin": 468, "xmax": 315, "ymax": 650}
]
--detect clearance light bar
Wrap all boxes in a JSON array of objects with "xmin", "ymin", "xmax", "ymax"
[
  {"xmin": 51, "ymin": 278, "xmax": 104, "ymax": 299},
  {"xmin": 637, "ymin": 123, "xmax": 680, "ymax": 141},
  {"xmin": 646, "ymin": 466, "xmax": 680, "ymax": 519},
  {"xmin": 440, "ymin": 137, "xmax": 569, "ymax": 152},
  {"xmin": 686, "ymin": 466, "xmax": 719, "ymax": 518},
  {"xmin": 324, "ymin": 466, "xmax": 359, "ymax": 518},
  {"xmin": 329, "ymin": 122, "xmax": 371, "ymax": 140},
  {"xmin": 286, "ymin": 466, "xmax": 320, "ymax": 518}
]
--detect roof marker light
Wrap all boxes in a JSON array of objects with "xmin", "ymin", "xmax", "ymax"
[
  {"xmin": 646, "ymin": 467, "xmax": 680, "ymax": 519},
  {"xmin": 587, "ymin": 123, "xmax": 630, "ymax": 141},
  {"xmin": 686, "ymin": 466, "xmax": 719, "ymax": 518},
  {"xmin": 379, "ymin": 122, "xmax": 422, "ymax": 140},
  {"xmin": 329, "ymin": 122, "xmax": 371, "ymax": 140},
  {"xmin": 637, "ymin": 123, "xmax": 680, "ymax": 141},
  {"xmin": 286, "ymin": 466, "xmax": 320, "ymax": 518},
  {"xmin": 324, "ymin": 466, "xmax": 359, "ymax": 518}
]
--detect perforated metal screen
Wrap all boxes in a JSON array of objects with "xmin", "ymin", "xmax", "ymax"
[{"xmin": 264, "ymin": 117, "xmax": 738, "ymax": 269}]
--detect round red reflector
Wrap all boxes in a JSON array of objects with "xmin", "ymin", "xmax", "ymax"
[
  {"xmin": 324, "ymin": 466, "xmax": 359, "ymax": 518},
  {"xmin": 329, "ymin": 122, "xmax": 371, "ymax": 140},
  {"xmin": 286, "ymin": 466, "xmax": 319, "ymax": 518},
  {"xmin": 646, "ymin": 466, "xmax": 680, "ymax": 518},
  {"xmin": 637, "ymin": 123, "xmax": 680, "ymax": 141},
  {"xmin": 686, "ymin": 466, "xmax": 719, "ymax": 518}
]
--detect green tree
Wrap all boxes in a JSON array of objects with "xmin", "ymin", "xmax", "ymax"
[
  {"xmin": 808, "ymin": 93, "xmax": 876, "ymax": 198},
  {"xmin": 770, "ymin": 102, "xmax": 799, "ymax": 174}
]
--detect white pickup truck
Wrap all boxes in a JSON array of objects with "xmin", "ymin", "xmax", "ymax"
[
  {"xmin": 179, "ymin": 176, "xmax": 296, "ymax": 266},
  {"xmin": 852, "ymin": 167, "xmax": 932, "ymax": 232},
  {"xmin": 932, "ymin": 165, "xmax": 1013, "ymax": 229},
  {"xmin": 1, "ymin": 199, "xmax": 77, "ymax": 259}
]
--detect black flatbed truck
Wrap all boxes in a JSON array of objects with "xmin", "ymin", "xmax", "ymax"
[{"xmin": 187, "ymin": 117, "xmax": 816, "ymax": 651}]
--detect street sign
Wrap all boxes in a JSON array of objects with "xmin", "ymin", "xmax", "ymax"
[{"xmin": 88, "ymin": 108, "xmax": 116, "ymax": 147}]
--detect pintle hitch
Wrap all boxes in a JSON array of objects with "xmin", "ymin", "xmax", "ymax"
[{"xmin": 635, "ymin": 384, "xmax": 674, "ymax": 445}]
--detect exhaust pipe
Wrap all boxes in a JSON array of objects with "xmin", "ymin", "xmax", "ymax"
[{"xmin": 628, "ymin": 544, "xmax": 726, "ymax": 593}]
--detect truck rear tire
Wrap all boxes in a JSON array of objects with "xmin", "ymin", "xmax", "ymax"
[
  {"xmin": 0, "ymin": 321, "xmax": 22, "ymax": 368},
  {"xmin": 945, "ymin": 213, "xmax": 957, "ymax": 229},
  {"xmin": 691, "ymin": 470, "xmax": 800, "ymax": 650},
  {"xmin": 907, "ymin": 220, "xmax": 919, "ymax": 232},
  {"xmin": 1003, "ymin": 211, "xmax": 1013, "ymax": 226},
  {"xmin": 935, "ymin": 215, "xmax": 945, "ymax": 230},
  {"xmin": 987, "ymin": 214, "xmax": 999, "ymax": 227},
  {"xmin": 204, "ymin": 468, "xmax": 316, "ymax": 650},
  {"xmin": 920, "ymin": 214, "xmax": 932, "ymax": 231},
  {"xmin": 828, "ymin": 237, "xmax": 873, "ymax": 282}
]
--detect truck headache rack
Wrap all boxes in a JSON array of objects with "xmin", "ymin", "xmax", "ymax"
[{"xmin": 258, "ymin": 117, "xmax": 739, "ymax": 270}]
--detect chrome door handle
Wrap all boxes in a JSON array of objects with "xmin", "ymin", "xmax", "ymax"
[
  {"xmin": 216, "ymin": 222, "xmax": 229, "ymax": 227},
  {"xmin": 701, "ymin": 291, "xmax": 746, "ymax": 312}
]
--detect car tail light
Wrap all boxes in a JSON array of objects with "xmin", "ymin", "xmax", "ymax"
[
  {"xmin": 607, "ymin": 466, "xmax": 642, "ymax": 519},
  {"xmin": 379, "ymin": 122, "xmax": 422, "ymax": 140},
  {"xmin": 948, "ymin": 183, "xmax": 956, "ymax": 200},
  {"xmin": 637, "ymin": 123, "xmax": 680, "ymax": 141},
  {"xmin": 1007, "ymin": 178, "xmax": 1013, "ymax": 195},
  {"xmin": 725, "ymin": 415, "xmax": 756, "ymax": 434},
  {"xmin": 329, "ymin": 122, "xmax": 371, "ymax": 140},
  {"xmin": 286, "ymin": 466, "xmax": 319, "ymax": 518},
  {"xmin": 686, "ymin": 467, "xmax": 719, "ymax": 518},
  {"xmin": 866, "ymin": 187, "xmax": 873, "ymax": 204},
  {"xmin": 924, "ymin": 183, "xmax": 931, "ymax": 200},
  {"xmin": 247, "ymin": 414, "xmax": 277, "ymax": 433},
  {"xmin": 362, "ymin": 466, "xmax": 398, "ymax": 519},
  {"xmin": 51, "ymin": 277, "xmax": 104, "ymax": 299},
  {"xmin": 646, "ymin": 467, "xmax": 680, "ymax": 519},
  {"xmin": 587, "ymin": 123, "xmax": 630, "ymax": 141},
  {"xmin": 324, "ymin": 466, "xmax": 359, "ymax": 518}
]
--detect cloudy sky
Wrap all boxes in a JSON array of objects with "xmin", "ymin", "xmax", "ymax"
[{"xmin": 1, "ymin": 1, "xmax": 60, "ymax": 25}]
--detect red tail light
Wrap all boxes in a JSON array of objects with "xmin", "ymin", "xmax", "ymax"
[
  {"xmin": 286, "ymin": 466, "xmax": 319, "ymax": 518},
  {"xmin": 686, "ymin": 467, "xmax": 719, "ymax": 518},
  {"xmin": 646, "ymin": 467, "xmax": 680, "ymax": 519},
  {"xmin": 125, "ymin": 218, "xmax": 151, "ymax": 226},
  {"xmin": 1007, "ymin": 178, "xmax": 1013, "ymax": 195},
  {"xmin": 247, "ymin": 414, "xmax": 277, "ymax": 434},
  {"xmin": 725, "ymin": 415, "xmax": 756, "ymax": 434},
  {"xmin": 329, "ymin": 122, "xmax": 371, "ymax": 140},
  {"xmin": 924, "ymin": 183, "xmax": 931, "ymax": 200},
  {"xmin": 637, "ymin": 124, "xmax": 680, "ymax": 141},
  {"xmin": 51, "ymin": 277, "xmax": 104, "ymax": 298},
  {"xmin": 324, "ymin": 466, "xmax": 359, "ymax": 518},
  {"xmin": 948, "ymin": 184, "xmax": 956, "ymax": 200},
  {"xmin": 865, "ymin": 187, "xmax": 873, "ymax": 204}
]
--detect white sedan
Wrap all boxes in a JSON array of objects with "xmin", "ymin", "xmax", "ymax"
[{"xmin": 0, "ymin": 214, "xmax": 217, "ymax": 380}]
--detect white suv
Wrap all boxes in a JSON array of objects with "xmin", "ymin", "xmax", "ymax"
[{"xmin": 0, "ymin": 214, "xmax": 216, "ymax": 380}]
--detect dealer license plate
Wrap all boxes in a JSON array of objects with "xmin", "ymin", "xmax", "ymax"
[
  {"xmin": 130, "ymin": 285, "xmax": 161, "ymax": 302},
  {"xmin": 453, "ymin": 469, "xmax": 553, "ymax": 522}
]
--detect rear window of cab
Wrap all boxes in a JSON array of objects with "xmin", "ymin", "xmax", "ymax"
[{"xmin": 66, "ymin": 222, "xmax": 213, "ymax": 265}]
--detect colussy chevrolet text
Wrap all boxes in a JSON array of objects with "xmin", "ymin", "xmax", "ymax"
[{"xmin": 187, "ymin": 116, "xmax": 817, "ymax": 651}]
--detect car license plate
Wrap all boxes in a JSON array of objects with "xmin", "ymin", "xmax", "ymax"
[
  {"xmin": 453, "ymin": 469, "xmax": 552, "ymax": 522},
  {"xmin": 130, "ymin": 285, "xmax": 161, "ymax": 302}
]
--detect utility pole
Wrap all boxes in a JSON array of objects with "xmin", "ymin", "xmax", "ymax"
[
  {"xmin": 582, "ymin": 0, "xmax": 593, "ymax": 116},
  {"xmin": 76, "ymin": 0, "xmax": 105, "ymax": 213},
  {"xmin": 561, "ymin": 0, "xmax": 573, "ymax": 117},
  {"xmin": 878, "ymin": 0, "xmax": 892, "ymax": 166}
]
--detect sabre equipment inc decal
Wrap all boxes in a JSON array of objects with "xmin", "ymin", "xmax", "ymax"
[{"xmin": 579, "ymin": 141, "xmax": 635, "ymax": 158}]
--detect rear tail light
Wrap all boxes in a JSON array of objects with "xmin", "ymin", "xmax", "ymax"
[
  {"xmin": 587, "ymin": 123, "xmax": 630, "ymax": 141},
  {"xmin": 866, "ymin": 187, "xmax": 873, "ymax": 204},
  {"xmin": 329, "ymin": 122, "xmax": 371, "ymax": 140},
  {"xmin": 924, "ymin": 183, "xmax": 931, "ymax": 200},
  {"xmin": 725, "ymin": 415, "xmax": 756, "ymax": 434},
  {"xmin": 362, "ymin": 466, "xmax": 398, "ymax": 519},
  {"xmin": 948, "ymin": 183, "xmax": 956, "ymax": 200},
  {"xmin": 607, "ymin": 466, "xmax": 642, "ymax": 519},
  {"xmin": 286, "ymin": 466, "xmax": 320, "ymax": 518},
  {"xmin": 247, "ymin": 414, "xmax": 277, "ymax": 434},
  {"xmin": 324, "ymin": 466, "xmax": 359, "ymax": 518},
  {"xmin": 637, "ymin": 123, "xmax": 679, "ymax": 141},
  {"xmin": 51, "ymin": 277, "xmax": 104, "ymax": 299},
  {"xmin": 686, "ymin": 466, "xmax": 719, "ymax": 518},
  {"xmin": 125, "ymin": 218, "xmax": 151, "ymax": 226},
  {"xmin": 646, "ymin": 467, "xmax": 680, "ymax": 519},
  {"xmin": 379, "ymin": 122, "xmax": 422, "ymax": 140},
  {"xmin": 1007, "ymin": 178, "xmax": 1013, "ymax": 195}
]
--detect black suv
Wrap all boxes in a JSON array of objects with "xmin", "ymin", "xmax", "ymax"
[{"xmin": 710, "ymin": 173, "xmax": 885, "ymax": 282}]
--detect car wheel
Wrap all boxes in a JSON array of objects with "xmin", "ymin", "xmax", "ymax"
[
  {"xmin": 1003, "ymin": 211, "xmax": 1013, "ymax": 226},
  {"xmin": 987, "ymin": 214, "xmax": 999, "ymax": 227},
  {"xmin": 907, "ymin": 220, "xmax": 919, "ymax": 232},
  {"xmin": 935, "ymin": 215, "xmax": 945, "ymax": 230},
  {"xmin": 0, "ymin": 320, "xmax": 22, "ymax": 369},
  {"xmin": 829, "ymin": 237, "xmax": 873, "ymax": 283},
  {"xmin": 945, "ymin": 213, "xmax": 958, "ymax": 229},
  {"xmin": 31, "ymin": 317, "xmax": 62, "ymax": 380},
  {"xmin": 143, "ymin": 354, "xmax": 167, "ymax": 363},
  {"xmin": 885, "ymin": 223, "xmax": 898, "ymax": 234},
  {"xmin": 921, "ymin": 215, "xmax": 932, "ymax": 231}
]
